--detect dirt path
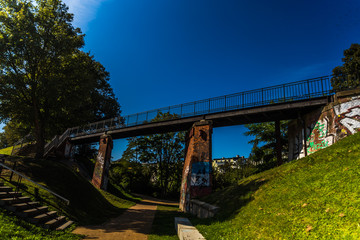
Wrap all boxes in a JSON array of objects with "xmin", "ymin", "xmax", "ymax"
[{"xmin": 72, "ymin": 195, "xmax": 178, "ymax": 240}]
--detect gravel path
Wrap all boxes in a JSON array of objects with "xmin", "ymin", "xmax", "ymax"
[{"xmin": 72, "ymin": 195, "xmax": 178, "ymax": 240}]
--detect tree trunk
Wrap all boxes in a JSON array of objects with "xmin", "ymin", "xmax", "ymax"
[{"xmin": 34, "ymin": 102, "xmax": 45, "ymax": 158}]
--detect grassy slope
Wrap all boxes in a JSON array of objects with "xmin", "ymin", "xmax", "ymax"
[
  {"xmin": 0, "ymin": 156, "xmax": 137, "ymax": 239},
  {"xmin": 0, "ymin": 207, "xmax": 81, "ymax": 240},
  {"xmin": 0, "ymin": 146, "xmax": 14, "ymax": 155},
  {"xmin": 192, "ymin": 132, "xmax": 360, "ymax": 239}
]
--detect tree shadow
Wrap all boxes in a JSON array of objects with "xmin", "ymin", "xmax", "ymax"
[{"xmin": 189, "ymin": 178, "xmax": 268, "ymax": 226}]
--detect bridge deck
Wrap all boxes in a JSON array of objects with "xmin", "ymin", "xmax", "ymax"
[{"xmin": 70, "ymin": 96, "xmax": 330, "ymax": 144}]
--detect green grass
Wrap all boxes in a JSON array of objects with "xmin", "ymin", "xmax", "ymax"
[
  {"xmin": 0, "ymin": 156, "xmax": 138, "ymax": 239},
  {"xmin": 0, "ymin": 207, "xmax": 82, "ymax": 240},
  {"xmin": 190, "ymin": 132, "xmax": 360, "ymax": 239},
  {"xmin": 148, "ymin": 205, "xmax": 189, "ymax": 240},
  {"xmin": 0, "ymin": 146, "xmax": 14, "ymax": 155}
]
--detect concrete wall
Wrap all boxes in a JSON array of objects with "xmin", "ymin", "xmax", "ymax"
[
  {"xmin": 189, "ymin": 199, "xmax": 219, "ymax": 218},
  {"xmin": 289, "ymin": 89, "xmax": 360, "ymax": 160}
]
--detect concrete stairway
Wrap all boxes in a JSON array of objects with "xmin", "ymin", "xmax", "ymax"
[{"xmin": 0, "ymin": 182, "xmax": 73, "ymax": 231}]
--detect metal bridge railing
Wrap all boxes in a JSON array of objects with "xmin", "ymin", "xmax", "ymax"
[{"xmin": 46, "ymin": 75, "xmax": 333, "ymax": 150}]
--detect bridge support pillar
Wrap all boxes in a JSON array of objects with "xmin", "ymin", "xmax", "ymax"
[
  {"xmin": 92, "ymin": 134, "xmax": 113, "ymax": 190},
  {"xmin": 180, "ymin": 120, "xmax": 213, "ymax": 212},
  {"xmin": 275, "ymin": 120, "xmax": 283, "ymax": 166}
]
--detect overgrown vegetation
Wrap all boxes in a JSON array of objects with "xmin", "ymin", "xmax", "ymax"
[
  {"xmin": 114, "ymin": 112, "xmax": 185, "ymax": 199},
  {"xmin": 189, "ymin": 131, "xmax": 360, "ymax": 239},
  {"xmin": 332, "ymin": 43, "xmax": 360, "ymax": 91},
  {"xmin": 0, "ymin": 156, "xmax": 136, "ymax": 226}
]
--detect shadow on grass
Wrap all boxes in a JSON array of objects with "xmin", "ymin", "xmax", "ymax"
[
  {"xmin": 190, "ymin": 178, "xmax": 268, "ymax": 226},
  {"xmin": 1, "ymin": 157, "xmax": 135, "ymax": 225},
  {"xmin": 149, "ymin": 178, "xmax": 267, "ymax": 239}
]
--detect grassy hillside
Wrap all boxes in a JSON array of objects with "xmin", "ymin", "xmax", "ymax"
[
  {"xmin": 0, "ymin": 156, "xmax": 138, "ymax": 239},
  {"xmin": 192, "ymin": 132, "xmax": 360, "ymax": 239},
  {"xmin": 0, "ymin": 207, "xmax": 81, "ymax": 240},
  {"xmin": 0, "ymin": 146, "xmax": 14, "ymax": 155}
]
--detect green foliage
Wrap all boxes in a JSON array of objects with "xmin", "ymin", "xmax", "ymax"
[
  {"xmin": 332, "ymin": 43, "xmax": 360, "ymax": 91},
  {"xmin": 0, "ymin": 0, "xmax": 120, "ymax": 157},
  {"xmin": 117, "ymin": 112, "xmax": 185, "ymax": 198},
  {"xmin": 110, "ymin": 159, "xmax": 156, "ymax": 195},
  {"xmin": 244, "ymin": 121, "xmax": 288, "ymax": 170},
  {"xmin": 0, "ymin": 132, "xmax": 8, "ymax": 148},
  {"xmin": 2, "ymin": 121, "xmax": 29, "ymax": 146},
  {"xmin": 191, "ymin": 131, "xmax": 360, "ymax": 239},
  {"xmin": 213, "ymin": 160, "xmax": 258, "ymax": 189}
]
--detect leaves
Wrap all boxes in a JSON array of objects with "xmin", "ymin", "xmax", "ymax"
[
  {"xmin": 0, "ymin": 0, "xmax": 120, "ymax": 156},
  {"xmin": 120, "ymin": 112, "xmax": 185, "ymax": 197},
  {"xmin": 331, "ymin": 43, "xmax": 360, "ymax": 91},
  {"xmin": 244, "ymin": 121, "xmax": 289, "ymax": 169}
]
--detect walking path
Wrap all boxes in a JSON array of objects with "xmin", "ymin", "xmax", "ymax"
[{"xmin": 72, "ymin": 195, "xmax": 178, "ymax": 240}]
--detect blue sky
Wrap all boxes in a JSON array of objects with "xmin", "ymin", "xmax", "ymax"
[{"xmin": 2, "ymin": 0, "xmax": 360, "ymax": 160}]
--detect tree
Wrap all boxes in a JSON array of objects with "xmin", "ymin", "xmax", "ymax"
[
  {"xmin": 244, "ymin": 121, "xmax": 288, "ymax": 170},
  {"xmin": 0, "ymin": 0, "xmax": 120, "ymax": 157},
  {"xmin": 120, "ymin": 112, "xmax": 185, "ymax": 198},
  {"xmin": 331, "ymin": 43, "xmax": 360, "ymax": 91},
  {"xmin": 0, "ymin": 132, "xmax": 8, "ymax": 148}
]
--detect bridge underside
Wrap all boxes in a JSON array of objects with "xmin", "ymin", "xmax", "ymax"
[{"xmin": 70, "ymin": 96, "xmax": 330, "ymax": 145}]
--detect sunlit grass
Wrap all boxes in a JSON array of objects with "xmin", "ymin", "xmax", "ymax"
[
  {"xmin": 191, "ymin": 132, "xmax": 360, "ymax": 239},
  {"xmin": 0, "ymin": 146, "xmax": 14, "ymax": 155}
]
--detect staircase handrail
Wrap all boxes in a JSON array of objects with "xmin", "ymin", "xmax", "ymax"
[
  {"xmin": 43, "ymin": 128, "xmax": 71, "ymax": 157},
  {"xmin": 0, "ymin": 162, "xmax": 70, "ymax": 205},
  {"xmin": 11, "ymin": 133, "xmax": 34, "ymax": 156}
]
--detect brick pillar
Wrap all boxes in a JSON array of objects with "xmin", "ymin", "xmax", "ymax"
[
  {"xmin": 92, "ymin": 134, "xmax": 113, "ymax": 190},
  {"xmin": 180, "ymin": 120, "xmax": 213, "ymax": 212}
]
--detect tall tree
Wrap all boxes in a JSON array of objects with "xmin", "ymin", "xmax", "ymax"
[
  {"xmin": 121, "ymin": 112, "xmax": 185, "ymax": 197},
  {"xmin": 244, "ymin": 121, "xmax": 288, "ymax": 170},
  {"xmin": 332, "ymin": 43, "xmax": 360, "ymax": 91},
  {"xmin": 0, "ymin": 0, "xmax": 120, "ymax": 157}
]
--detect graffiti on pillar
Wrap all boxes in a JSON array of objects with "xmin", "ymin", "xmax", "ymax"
[
  {"xmin": 334, "ymin": 97, "xmax": 360, "ymax": 135},
  {"xmin": 293, "ymin": 131, "xmax": 304, "ymax": 159},
  {"xmin": 93, "ymin": 152, "xmax": 104, "ymax": 181},
  {"xmin": 180, "ymin": 166, "xmax": 190, "ymax": 211},
  {"xmin": 306, "ymin": 118, "xmax": 334, "ymax": 154},
  {"xmin": 289, "ymin": 94, "xmax": 360, "ymax": 161},
  {"xmin": 190, "ymin": 162, "xmax": 211, "ymax": 187}
]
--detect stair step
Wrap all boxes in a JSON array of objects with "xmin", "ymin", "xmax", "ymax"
[
  {"xmin": 18, "ymin": 206, "xmax": 48, "ymax": 218},
  {"xmin": 8, "ymin": 201, "xmax": 40, "ymax": 211},
  {"xmin": 56, "ymin": 220, "xmax": 74, "ymax": 231},
  {"xmin": 0, "ymin": 196, "xmax": 31, "ymax": 205},
  {"xmin": 0, "ymin": 191, "xmax": 22, "ymax": 199},
  {"xmin": 30, "ymin": 211, "xmax": 57, "ymax": 224},
  {"xmin": 44, "ymin": 215, "xmax": 66, "ymax": 229},
  {"xmin": 0, "ymin": 186, "xmax": 13, "ymax": 192}
]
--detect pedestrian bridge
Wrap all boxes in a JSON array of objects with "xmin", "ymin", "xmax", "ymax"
[
  {"xmin": 67, "ymin": 75, "xmax": 331, "ymax": 143},
  {"xmin": 44, "ymin": 74, "xmax": 335, "ymax": 212}
]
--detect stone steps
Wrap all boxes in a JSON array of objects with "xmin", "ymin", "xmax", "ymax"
[{"xmin": 0, "ymin": 181, "xmax": 73, "ymax": 231}]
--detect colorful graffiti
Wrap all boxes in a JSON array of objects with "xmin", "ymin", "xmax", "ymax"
[
  {"xmin": 190, "ymin": 162, "xmax": 211, "ymax": 187},
  {"xmin": 289, "ymin": 93, "xmax": 360, "ymax": 160},
  {"xmin": 334, "ymin": 97, "xmax": 360, "ymax": 134},
  {"xmin": 306, "ymin": 118, "xmax": 334, "ymax": 154}
]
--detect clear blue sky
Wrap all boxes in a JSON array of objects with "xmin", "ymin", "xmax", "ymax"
[{"xmin": 2, "ymin": 0, "xmax": 360, "ymax": 160}]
